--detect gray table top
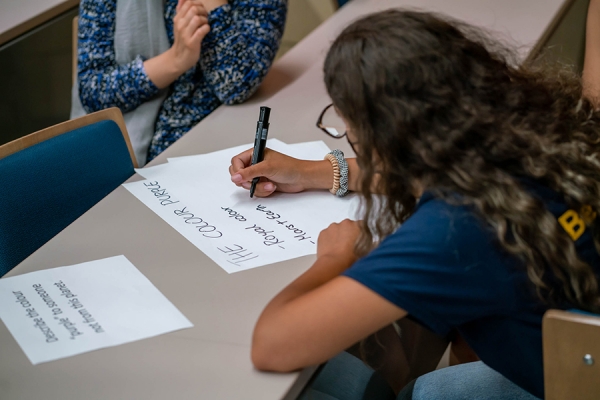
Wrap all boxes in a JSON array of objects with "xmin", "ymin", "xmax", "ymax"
[{"xmin": 0, "ymin": 0, "xmax": 568, "ymax": 399}]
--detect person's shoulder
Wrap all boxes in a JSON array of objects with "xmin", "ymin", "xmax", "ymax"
[
  {"xmin": 401, "ymin": 192, "xmax": 488, "ymax": 243},
  {"xmin": 380, "ymin": 191, "xmax": 500, "ymax": 267}
]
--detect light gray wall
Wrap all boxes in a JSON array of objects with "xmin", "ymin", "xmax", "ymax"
[{"xmin": 0, "ymin": 7, "xmax": 78, "ymax": 146}]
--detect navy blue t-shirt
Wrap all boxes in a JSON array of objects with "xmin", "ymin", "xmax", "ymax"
[{"xmin": 343, "ymin": 182, "xmax": 599, "ymax": 398}]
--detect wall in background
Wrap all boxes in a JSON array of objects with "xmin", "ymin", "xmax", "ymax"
[
  {"xmin": 277, "ymin": 0, "xmax": 337, "ymax": 58},
  {"xmin": 0, "ymin": 8, "xmax": 77, "ymax": 146}
]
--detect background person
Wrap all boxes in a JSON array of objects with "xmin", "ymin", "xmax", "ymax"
[{"xmin": 72, "ymin": 0, "xmax": 286, "ymax": 165}]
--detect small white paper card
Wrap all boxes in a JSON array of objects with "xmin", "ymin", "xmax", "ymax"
[{"xmin": 0, "ymin": 256, "xmax": 193, "ymax": 365}]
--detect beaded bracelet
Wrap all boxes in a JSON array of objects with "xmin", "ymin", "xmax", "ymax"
[
  {"xmin": 324, "ymin": 153, "xmax": 340, "ymax": 194},
  {"xmin": 324, "ymin": 149, "xmax": 349, "ymax": 197}
]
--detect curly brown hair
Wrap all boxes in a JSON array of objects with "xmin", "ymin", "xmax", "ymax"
[{"xmin": 324, "ymin": 10, "xmax": 600, "ymax": 312}]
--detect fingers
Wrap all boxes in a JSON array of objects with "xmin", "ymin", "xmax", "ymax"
[
  {"xmin": 174, "ymin": 2, "xmax": 191, "ymax": 32},
  {"xmin": 320, "ymin": 219, "xmax": 358, "ymax": 238},
  {"xmin": 230, "ymin": 148, "xmax": 284, "ymax": 177},
  {"xmin": 176, "ymin": 0, "xmax": 186, "ymax": 14},
  {"xmin": 248, "ymin": 181, "xmax": 277, "ymax": 198},
  {"xmin": 229, "ymin": 152, "xmax": 277, "ymax": 196},
  {"xmin": 176, "ymin": 1, "xmax": 208, "ymax": 35},
  {"xmin": 175, "ymin": 0, "xmax": 193, "ymax": 20},
  {"xmin": 184, "ymin": 1, "xmax": 208, "ymax": 20},
  {"xmin": 178, "ymin": 0, "xmax": 205, "ymax": 14},
  {"xmin": 229, "ymin": 170, "xmax": 276, "ymax": 197},
  {"xmin": 230, "ymin": 162, "xmax": 272, "ymax": 186},
  {"xmin": 339, "ymin": 218, "xmax": 358, "ymax": 229},
  {"xmin": 239, "ymin": 180, "xmax": 277, "ymax": 197},
  {"xmin": 191, "ymin": 23, "xmax": 211, "ymax": 43},
  {"xmin": 185, "ymin": 15, "xmax": 208, "ymax": 41},
  {"xmin": 230, "ymin": 149, "xmax": 254, "ymax": 175},
  {"xmin": 190, "ymin": 0, "xmax": 208, "ymax": 17},
  {"xmin": 180, "ymin": 3, "xmax": 199, "ymax": 28},
  {"xmin": 229, "ymin": 148, "xmax": 291, "ymax": 198},
  {"xmin": 322, "ymin": 221, "xmax": 339, "ymax": 233}
]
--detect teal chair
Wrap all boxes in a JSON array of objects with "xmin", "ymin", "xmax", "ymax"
[{"xmin": 0, "ymin": 108, "xmax": 137, "ymax": 276}]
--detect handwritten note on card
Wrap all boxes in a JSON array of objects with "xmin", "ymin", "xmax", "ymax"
[{"xmin": 123, "ymin": 140, "xmax": 359, "ymax": 273}]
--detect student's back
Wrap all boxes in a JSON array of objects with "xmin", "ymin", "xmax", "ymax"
[
  {"xmin": 345, "ymin": 179, "xmax": 600, "ymax": 397},
  {"xmin": 227, "ymin": 9, "xmax": 600, "ymax": 400}
]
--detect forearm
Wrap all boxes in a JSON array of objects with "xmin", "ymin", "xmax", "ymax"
[
  {"xmin": 252, "ymin": 256, "xmax": 354, "ymax": 370},
  {"xmin": 583, "ymin": 0, "xmax": 600, "ymax": 103},
  {"xmin": 78, "ymin": 57, "xmax": 159, "ymax": 113},
  {"xmin": 267, "ymin": 255, "xmax": 351, "ymax": 306},
  {"xmin": 252, "ymin": 244, "xmax": 404, "ymax": 372},
  {"xmin": 143, "ymin": 49, "xmax": 186, "ymax": 89},
  {"xmin": 77, "ymin": 0, "xmax": 159, "ymax": 112}
]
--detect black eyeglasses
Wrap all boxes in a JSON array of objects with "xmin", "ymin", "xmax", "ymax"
[{"xmin": 316, "ymin": 103, "xmax": 358, "ymax": 154}]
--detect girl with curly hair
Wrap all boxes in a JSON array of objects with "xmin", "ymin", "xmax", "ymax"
[{"xmin": 229, "ymin": 9, "xmax": 600, "ymax": 399}]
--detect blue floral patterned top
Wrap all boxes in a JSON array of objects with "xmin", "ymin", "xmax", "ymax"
[{"xmin": 77, "ymin": 0, "xmax": 286, "ymax": 161}]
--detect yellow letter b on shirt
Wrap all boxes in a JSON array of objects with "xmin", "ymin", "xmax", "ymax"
[{"xmin": 558, "ymin": 210, "xmax": 585, "ymax": 241}]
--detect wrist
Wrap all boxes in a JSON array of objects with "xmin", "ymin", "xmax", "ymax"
[
  {"xmin": 299, "ymin": 160, "xmax": 334, "ymax": 191},
  {"xmin": 164, "ymin": 47, "xmax": 189, "ymax": 76},
  {"xmin": 144, "ymin": 50, "xmax": 184, "ymax": 90},
  {"xmin": 313, "ymin": 254, "xmax": 357, "ymax": 275}
]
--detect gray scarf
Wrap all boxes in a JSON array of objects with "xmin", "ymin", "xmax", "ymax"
[{"xmin": 71, "ymin": 0, "xmax": 170, "ymax": 166}]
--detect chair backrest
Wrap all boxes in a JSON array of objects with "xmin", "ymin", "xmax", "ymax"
[
  {"xmin": 72, "ymin": 16, "xmax": 78, "ymax": 85},
  {"xmin": 0, "ymin": 107, "xmax": 137, "ymax": 276},
  {"xmin": 543, "ymin": 309, "xmax": 600, "ymax": 399}
]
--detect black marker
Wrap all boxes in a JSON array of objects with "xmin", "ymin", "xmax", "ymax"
[{"xmin": 249, "ymin": 106, "xmax": 271, "ymax": 198}]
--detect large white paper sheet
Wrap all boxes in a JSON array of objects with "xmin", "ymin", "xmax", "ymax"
[
  {"xmin": 123, "ymin": 140, "xmax": 359, "ymax": 273},
  {"xmin": 165, "ymin": 139, "xmax": 332, "ymax": 163},
  {"xmin": 0, "ymin": 256, "xmax": 192, "ymax": 364}
]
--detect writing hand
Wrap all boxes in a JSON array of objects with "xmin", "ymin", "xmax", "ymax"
[
  {"xmin": 316, "ymin": 219, "xmax": 361, "ymax": 270},
  {"xmin": 229, "ymin": 148, "xmax": 311, "ymax": 197}
]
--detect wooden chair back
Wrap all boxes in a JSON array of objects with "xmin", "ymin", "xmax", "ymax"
[
  {"xmin": 543, "ymin": 309, "xmax": 600, "ymax": 399},
  {"xmin": 0, "ymin": 107, "xmax": 136, "ymax": 167},
  {"xmin": 72, "ymin": 16, "xmax": 78, "ymax": 85}
]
